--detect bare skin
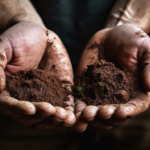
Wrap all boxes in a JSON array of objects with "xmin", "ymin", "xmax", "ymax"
[
  {"xmin": 105, "ymin": 0, "xmax": 150, "ymax": 33},
  {"xmin": 0, "ymin": 22, "xmax": 75, "ymax": 130},
  {"xmin": 0, "ymin": 0, "xmax": 45, "ymax": 33},
  {"xmin": 74, "ymin": 0, "xmax": 150, "ymax": 132},
  {"xmin": 0, "ymin": 0, "xmax": 75, "ymax": 131},
  {"xmin": 75, "ymin": 24, "xmax": 150, "ymax": 132}
]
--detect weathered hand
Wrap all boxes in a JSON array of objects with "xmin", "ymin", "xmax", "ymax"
[
  {"xmin": 105, "ymin": 0, "xmax": 150, "ymax": 34},
  {"xmin": 75, "ymin": 24, "xmax": 150, "ymax": 132},
  {"xmin": 0, "ymin": 22, "xmax": 75, "ymax": 130}
]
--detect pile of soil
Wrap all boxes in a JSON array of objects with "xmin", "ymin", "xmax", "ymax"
[
  {"xmin": 74, "ymin": 60, "xmax": 141, "ymax": 105},
  {"xmin": 5, "ymin": 69, "xmax": 69, "ymax": 107}
]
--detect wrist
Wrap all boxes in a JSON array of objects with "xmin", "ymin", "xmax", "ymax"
[
  {"xmin": 7, "ymin": 14, "xmax": 46, "ymax": 30},
  {"xmin": 0, "ymin": 0, "xmax": 46, "ymax": 33},
  {"xmin": 105, "ymin": 0, "xmax": 150, "ymax": 34}
]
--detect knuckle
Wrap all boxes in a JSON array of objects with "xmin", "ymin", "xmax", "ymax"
[
  {"xmin": 56, "ymin": 107, "xmax": 66, "ymax": 114},
  {"xmin": 20, "ymin": 101, "xmax": 31, "ymax": 107}
]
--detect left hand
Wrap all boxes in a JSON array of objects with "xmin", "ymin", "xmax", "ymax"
[
  {"xmin": 74, "ymin": 24, "xmax": 150, "ymax": 132},
  {"xmin": 0, "ymin": 22, "xmax": 75, "ymax": 131}
]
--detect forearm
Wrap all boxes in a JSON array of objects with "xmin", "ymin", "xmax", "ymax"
[
  {"xmin": 0, "ymin": 0, "xmax": 45, "ymax": 33},
  {"xmin": 105, "ymin": 0, "xmax": 150, "ymax": 33}
]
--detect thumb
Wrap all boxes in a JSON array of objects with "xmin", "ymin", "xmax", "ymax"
[
  {"xmin": 0, "ymin": 38, "xmax": 7, "ymax": 91},
  {"xmin": 76, "ymin": 29, "xmax": 109, "ymax": 75},
  {"xmin": 139, "ymin": 39, "xmax": 150, "ymax": 91},
  {"xmin": 39, "ymin": 30, "xmax": 73, "ymax": 85}
]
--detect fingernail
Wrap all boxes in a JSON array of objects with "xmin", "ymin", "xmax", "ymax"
[
  {"xmin": 24, "ymin": 107, "xmax": 35, "ymax": 115},
  {"xmin": 47, "ymin": 106, "xmax": 56, "ymax": 113},
  {"xmin": 28, "ymin": 105, "xmax": 35, "ymax": 111}
]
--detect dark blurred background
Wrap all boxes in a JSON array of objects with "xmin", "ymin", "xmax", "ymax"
[{"xmin": 1, "ymin": 107, "xmax": 150, "ymax": 150}]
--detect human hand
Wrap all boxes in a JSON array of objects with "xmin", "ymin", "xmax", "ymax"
[
  {"xmin": 75, "ymin": 24, "xmax": 150, "ymax": 132},
  {"xmin": 0, "ymin": 22, "xmax": 75, "ymax": 131},
  {"xmin": 105, "ymin": 0, "xmax": 150, "ymax": 34}
]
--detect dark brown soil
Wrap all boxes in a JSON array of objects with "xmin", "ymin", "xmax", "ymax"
[
  {"xmin": 5, "ymin": 69, "xmax": 69, "ymax": 107},
  {"xmin": 74, "ymin": 60, "xmax": 141, "ymax": 105}
]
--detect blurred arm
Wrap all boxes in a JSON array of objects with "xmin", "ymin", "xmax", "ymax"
[
  {"xmin": 0, "ymin": 0, "xmax": 45, "ymax": 33},
  {"xmin": 105, "ymin": 0, "xmax": 150, "ymax": 33}
]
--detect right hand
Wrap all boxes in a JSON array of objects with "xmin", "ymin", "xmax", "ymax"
[
  {"xmin": 75, "ymin": 24, "xmax": 150, "ymax": 132},
  {"xmin": 0, "ymin": 22, "xmax": 75, "ymax": 131},
  {"xmin": 105, "ymin": 0, "xmax": 150, "ymax": 34}
]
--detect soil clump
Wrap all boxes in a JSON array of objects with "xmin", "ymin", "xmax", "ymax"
[
  {"xmin": 74, "ymin": 60, "xmax": 141, "ymax": 105},
  {"xmin": 5, "ymin": 69, "xmax": 69, "ymax": 107},
  {"xmin": 73, "ymin": 42, "xmax": 144, "ymax": 150}
]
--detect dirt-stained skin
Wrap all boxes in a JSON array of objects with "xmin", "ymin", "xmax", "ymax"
[
  {"xmin": 75, "ymin": 24, "xmax": 150, "ymax": 133},
  {"xmin": 39, "ymin": 30, "xmax": 73, "ymax": 85}
]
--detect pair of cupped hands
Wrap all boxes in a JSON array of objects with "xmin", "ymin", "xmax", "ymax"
[{"xmin": 0, "ymin": 22, "xmax": 150, "ymax": 132}]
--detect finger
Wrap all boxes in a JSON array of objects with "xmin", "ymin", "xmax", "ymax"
[
  {"xmin": 97, "ymin": 104, "xmax": 117, "ymax": 119},
  {"xmin": 81, "ymin": 106, "xmax": 99, "ymax": 121},
  {"xmin": 76, "ymin": 29, "xmax": 109, "ymax": 75},
  {"xmin": 64, "ymin": 95, "xmax": 76, "ymax": 127},
  {"xmin": 139, "ymin": 39, "xmax": 150, "ymax": 91},
  {"xmin": 39, "ymin": 31, "xmax": 73, "ymax": 85},
  {"xmin": 62, "ymin": 84, "xmax": 73, "ymax": 93},
  {"xmin": 142, "ymin": 64, "xmax": 150, "ymax": 91},
  {"xmin": 63, "ymin": 110, "xmax": 76, "ymax": 127},
  {"xmin": 35, "ymin": 116, "xmax": 63, "ymax": 130},
  {"xmin": 0, "ymin": 66, "xmax": 6, "ymax": 91},
  {"xmin": 35, "ymin": 106, "xmax": 68, "ymax": 130},
  {"xmin": 75, "ymin": 100, "xmax": 87, "ymax": 114},
  {"xmin": 67, "ymin": 94, "xmax": 74, "ymax": 103},
  {"xmin": 74, "ymin": 116, "xmax": 88, "ymax": 132},
  {"xmin": 32, "ymin": 102, "xmax": 56, "ymax": 115},
  {"xmin": 65, "ymin": 104, "xmax": 74, "ymax": 112},
  {"xmin": 0, "ymin": 90, "xmax": 10, "ymax": 96},
  {"xmin": 0, "ymin": 38, "xmax": 7, "ymax": 91},
  {"xmin": 64, "ymin": 94, "xmax": 74, "ymax": 112},
  {"xmin": 54, "ymin": 106, "xmax": 67, "ymax": 120},
  {"xmin": 52, "ymin": 110, "xmax": 76, "ymax": 132},
  {"xmin": 0, "ymin": 95, "xmax": 35, "ymax": 117},
  {"xmin": 47, "ymin": 106, "xmax": 67, "ymax": 128},
  {"xmin": 13, "ymin": 112, "xmax": 50, "ymax": 127},
  {"xmin": 13, "ymin": 102, "xmax": 56, "ymax": 126},
  {"xmin": 114, "ymin": 93, "xmax": 150, "ymax": 119}
]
